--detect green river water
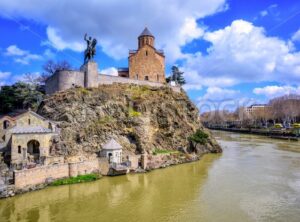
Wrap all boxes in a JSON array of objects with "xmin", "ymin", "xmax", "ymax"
[{"xmin": 1, "ymin": 131, "xmax": 300, "ymax": 222}]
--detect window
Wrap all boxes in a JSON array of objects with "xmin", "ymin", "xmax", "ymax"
[
  {"xmin": 135, "ymin": 74, "xmax": 139, "ymax": 80},
  {"xmin": 3, "ymin": 120, "xmax": 10, "ymax": 129},
  {"xmin": 28, "ymin": 119, "xmax": 31, "ymax": 125},
  {"xmin": 18, "ymin": 146, "xmax": 21, "ymax": 154},
  {"xmin": 146, "ymin": 50, "xmax": 148, "ymax": 56},
  {"xmin": 144, "ymin": 76, "xmax": 149, "ymax": 81},
  {"xmin": 157, "ymin": 74, "xmax": 159, "ymax": 82}
]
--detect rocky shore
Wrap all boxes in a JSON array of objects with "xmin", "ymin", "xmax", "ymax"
[{"xmin": 0, "ymin": 84, "xmax": 222, "ymax": 198}]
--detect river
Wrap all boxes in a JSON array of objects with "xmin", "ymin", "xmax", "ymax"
[{"xmin": 1, "ymin": 131, "xmax": 300, "ymax": 222}]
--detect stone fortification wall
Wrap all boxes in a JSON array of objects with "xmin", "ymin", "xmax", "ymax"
[
  {"xmin": 45, "ymin": 63, "xmax": 180, "ymax": 94},
  {"xmin": 46, "ymin": 70, "xmax": 84, "ymax": 94},
  {"xmin": 45, "ymin": 72, "xmax": 59, "ymax": 95},
  {"xmin": 14, "ymin": 159, "xmax": 102, "ymax": 189},
  {"xmin": 98, "ymin": 74, "xmax": 164, "ymax": 87},
  {"xmin": 98, "ymin": 74, "xmax": 181, "ymax": 92}
]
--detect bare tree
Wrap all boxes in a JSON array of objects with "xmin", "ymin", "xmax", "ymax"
[{"xmin": 38, "ymin": 60, "xmax": 72, "ymax": 84}]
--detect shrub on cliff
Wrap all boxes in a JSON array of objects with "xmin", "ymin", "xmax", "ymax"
[{"xmin": 188, "ymin": 129, "xmax": 209, "ymax": 145}]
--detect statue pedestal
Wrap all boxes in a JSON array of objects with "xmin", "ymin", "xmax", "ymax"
[{"xmin": 80, "ymin": 61, "xmax": 98, "ymax": 88}]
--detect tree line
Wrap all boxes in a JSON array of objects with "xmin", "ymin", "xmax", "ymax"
[{"xmin": 201, "ymin": 94, "xmax": 300, "ymax": 128}]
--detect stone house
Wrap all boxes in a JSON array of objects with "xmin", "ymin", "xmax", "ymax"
[
  {"xmin": 100, "ymin": 139, "xmax": 123, "ymax": 164},
  {"xmin": 0, "ymin": 110, "xmax": 59, "ymax": 169}
]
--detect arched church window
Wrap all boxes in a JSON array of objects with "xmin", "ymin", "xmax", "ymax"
[
  {"xmin": 146, "ymin": 50, "xmax": 148, "ymax": 56},
  {"xmin": 28, "ymin": 119, "xmax": 31, "ymax": 125},
  {"xmin": 145, "ymin": 76, "xmax": 149, "ymax": 81},
  {"xmin": 18, "ymin": 146, "xmax": 21, "ymax": 154}
]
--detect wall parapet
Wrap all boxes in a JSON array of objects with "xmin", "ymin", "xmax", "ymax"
[{"xmin": 98, "ymin": 74, "xmax": 181, "ymax": 92}]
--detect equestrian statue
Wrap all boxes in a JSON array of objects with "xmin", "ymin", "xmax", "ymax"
[{"xmin": 84, "ymin": 33, "xmax": 97, "ymax": 63}]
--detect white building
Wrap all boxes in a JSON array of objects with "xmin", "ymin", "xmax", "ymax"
[{"xmin": 100, "ymin": 139, "xmax": 123, "ymax": 164}]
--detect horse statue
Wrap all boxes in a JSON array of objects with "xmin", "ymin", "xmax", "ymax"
[{"xmin": 84, "ymin": 33, "xmax": 97, "ymax": 63}]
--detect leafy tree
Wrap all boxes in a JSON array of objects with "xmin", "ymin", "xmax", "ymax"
[
  {"xmin": 0, "ymin": 82, "xmax": 44, "ymax": 114},
  {"xmin": 166, "ymin": 66, "xmax": 186, "ymax": 85}
]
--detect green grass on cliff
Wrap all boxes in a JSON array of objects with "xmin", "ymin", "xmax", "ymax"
[
  {"xmin": 51, "ymin": 174, "xmax": 101, "ymax": 186},
  {"xmin": 127, "ymin": 85, "xmax": 151, "ymax": 100},
  {"xmin": 128, "ymin": 107, "xmax": 141, "ymax": 117}
]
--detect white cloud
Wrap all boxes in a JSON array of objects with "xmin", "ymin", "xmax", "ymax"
[
  {"xmin": 46, "ymin": 27, "xmax": 85, "ymax": 52},
  {"xmin": 5, "ymin": 45, "xmax": 27, "ymax": 56},
  {"xmin": 253, "ymin": 85, "xmax": 300, "ymax": 98},
  {"xmin": 260, "ymin": 10, "xmax": 268, "ymax": 17},
  {"xmin": 5, "ymin": 45, "xmax": 42, "ymax": 65},
  {"xmin": 0, "ymin": 71, "xmax": 11, "ymax": 86},
  {"xmin": 100, "ymin": 67, "xmax": 118, "ymax": 76},
  {"xmin": 43, "ymin": 49, "xmax": 55, "ymax": 58},
  {"xmin": 195, "ymin": 87, "xmax": 253, "ymax": 112},
  {"xmin": 0, "ymin": 0, "xmax": 227, "ymax": 62},
  {"xmin": 292, "ymin": 29, "xmax": 300, "ymax": 42},
  {"xmin": 199, "ymin": 87, "xmax": 240, "ymax": 102},
  {"xmin": 259, "ymin": 4, "xmax": 279, "ymax": 18},
  {"xmin": 182, "ymin": 20, "xmax": 300, "ymax": 90}
]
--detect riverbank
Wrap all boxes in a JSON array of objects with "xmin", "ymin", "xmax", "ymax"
[
  {"xmin": 208, "ymin": 127, "xmax": 299, "ymax": 141},
  {"xmin": 1, "ymin": 131, "xmax": 300, "ymax": 222},
  {"xmin": 0, "ymin": 151, "xmax": 206, "ymax": 199}
]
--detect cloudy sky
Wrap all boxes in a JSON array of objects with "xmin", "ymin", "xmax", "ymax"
[{"xmin": 0, "ymin": 0, "xmax": 300, "ymax": 111}]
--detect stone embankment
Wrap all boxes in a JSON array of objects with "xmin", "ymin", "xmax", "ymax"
[{"xmin": 208, "ymin": 127, "xmax": 299, "ymax": 141}]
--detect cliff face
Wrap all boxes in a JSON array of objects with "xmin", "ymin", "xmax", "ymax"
[{"xmin": 38, "ymin": 84, "xmax": 221, "ymax": 157}]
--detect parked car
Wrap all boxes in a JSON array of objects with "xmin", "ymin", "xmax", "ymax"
[
  {"xmin": 274, "ymin": 123, "xmax": 283, "ymax": 128},
  {"xmin": 292, "ymin": 123, "xmax": 300, "ymax": 128}
]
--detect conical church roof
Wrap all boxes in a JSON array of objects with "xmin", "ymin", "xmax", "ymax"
[
  {"xmin": 102, "ymin": 139, "xmax": 122, "ymax": 150},
  {"xmin": 139, "ymin": 27, "xmax": 154, "ymax": 37}
]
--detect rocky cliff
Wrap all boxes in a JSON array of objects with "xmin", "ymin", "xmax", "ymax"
[{"xmin": 38, "ymin": 84, "xmax": 221, "ymax": 158}]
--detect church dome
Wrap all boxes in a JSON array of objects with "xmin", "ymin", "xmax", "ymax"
[{"xmin": 139, "ymin": 27, "xmax": 154, "ymax": 37}]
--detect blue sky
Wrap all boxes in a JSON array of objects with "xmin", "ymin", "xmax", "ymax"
[{"xmin": 0, "ymin": 0, "xmax": 300, "ymax": 112}]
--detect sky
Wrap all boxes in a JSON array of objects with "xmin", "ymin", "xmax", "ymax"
[{"xmin": 0, "ymin": 0, "xmax": 300, "ymax": 112}]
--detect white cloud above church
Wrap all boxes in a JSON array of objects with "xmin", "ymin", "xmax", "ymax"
[{"xmin": 0, "ymin": 0, "xmax": 227, "ymax": 62}]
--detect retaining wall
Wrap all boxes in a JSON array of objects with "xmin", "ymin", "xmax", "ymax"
[
  {"xmin": 98, "ymin": 74, "xmax": 181, "ymax": 92},
  {"xmin": 14, "ymin": 159, "xmax": 102, "ymax": 189},
  {"xmin": 14, "ymin": 163, "xmax": 69, "ymax": 189}
]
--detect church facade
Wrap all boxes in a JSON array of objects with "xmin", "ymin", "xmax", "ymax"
[
  {"xmin": 118, "ymin": 28, "xmax": 165, "ymax": 83},
  {"xmin": 45, "ymin": 28, "xmax": 166, "ymax": 95}
]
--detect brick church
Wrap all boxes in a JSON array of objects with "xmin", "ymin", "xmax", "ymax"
[
  {"xmin": 45, "ymin": 27, "xmax": 167, "ymax": 95},
  {"xmin": 118, "ymin": 27, "xmax": 166, "ymax": 83}
]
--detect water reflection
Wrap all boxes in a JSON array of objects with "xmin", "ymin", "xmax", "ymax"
[
  {"xmin": 0, "ymin": 155, "xmax": 219, "ymax": 222},
  {"xmin": 1, "ymin": 131, "xmax": 300, "ymax": 222}
]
